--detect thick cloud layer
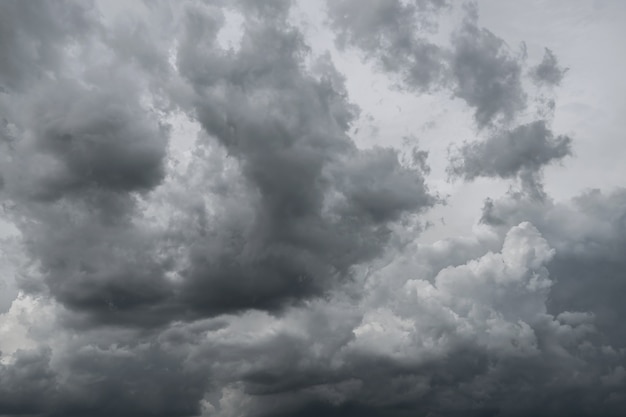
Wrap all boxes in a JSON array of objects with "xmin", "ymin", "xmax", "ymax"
[
  {"xmin": 4, "ymin": 220, "xmax": 622, "ymax": 416},
  {"xmin": 0, "ymin": 1, "xmax": 623, "ymax": 417},
  {"xmin": 0, "ymin": 0, "xmax": 434, "ymax": 327},
  {"xmin": 0, "ymin": 0, "xmax": 96, "ymax": 92},
  {"xmin": 175, "ymin": 5, "xmax": 435, "ymax": 315}
]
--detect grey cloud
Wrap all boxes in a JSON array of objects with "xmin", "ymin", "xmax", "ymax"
[
  {"xmin": 0, "ymin": 1, "xmax": 173, "ymax": 326},
  {"xmin": 326, "ymin": 0, "xmax": 528, "ymax": 127},
  {"xmin": 326, "ymin": 0, "xmax": 569, "ymax": 194},
  {"xmin": 176, "ymin": 223, "xmax": 624, "ymax": 417},
  {"xmin": 3, "ymin": 220, "xmax": 624, "ymax": 416},
  {"xmin": 0, "ymin": 8, "xmax": 174, "ymax": 326},
  {"xmin": 0, "ymin": 349, "xmax": 56, "ymax": 415},
  {"xmin": 531, "ymin": 48, "xmax": 568, "ymax": 86},
  {"xmin": 450, "ymin": 14, "xmax": 526, "ymax": 128},
  {"xmin": 3, "ymin": 80, "xmax": 168, "ymax": 202},
  {"xmin": 447, "ymin": 120, "xmax": 572, "ymax": 196},
  {"xmin": 173, "ymin": 3, "xmax": 435, "ymax": 315},
  {"xmin": 0, "ymin": 1, "xmax": 623, "ymax": 417},
  {"xmin": 0, "ymin": 0, "xmax": 96, "ymax": 92},
  {"xmin": 0, "ymin": 330, "xmax": 211, "ymax": 417},
  {"xmin": 333, "ymin": 147, "xmax": 434, "ymax": 222},
  {"xmin": 1, "ymin": 0, "xmax": 435, "ymax": 328},
  {"xmin": 480, "ymin": 188, "xmax": 626, "ymax": 347},
  {"xmin": 326, "ymin": 0, "xmax": 449, "ymax": 92},
  {"xmin": 23, "ymin": 213, "xmax": 175, "ymax": 327},
  {"xmin": 234, "ymin": 0, "xmax": 292, "ymax": 20}
]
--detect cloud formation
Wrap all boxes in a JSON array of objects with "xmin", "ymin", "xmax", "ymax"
[
  {"xmin": 0, "ymin": 0, "xmax": 435, "ymax": 329},
  {"xmin": 0, "ymin": 1, "xmax": 623, "ymax": 417},
  {"xmin": 326, "ymin": 0, "xmax": 527, "ymax": 127},
  {"xmin": 326, "ymin": 0, "xmax": 571, "ymax": 194},
  {"xmin": 448, "ymin": 120, "xmax": 572, "ymax": 197},
  {"xmin": 326, "ymin": 0, "xmax": 449, "ymax": 93},
  {"xmin": 531, "ymin": 48, "xmax": 568, "ymax": 86},
  {"xmin": 170, "ymin": 0, "xmax": 436, "ymax": 316},
  {"xmin": 481, "ymin": 188, "xmax": 626, "ymax": 347}
]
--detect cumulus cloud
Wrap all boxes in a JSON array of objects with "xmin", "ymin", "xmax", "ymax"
[
  {"xmin": 151, "ymin": 221, "xmax": 621, "ymax": 416},
  {"xmin": 480, "ymin": 188, "xmax": 626, "ymax": 347},
  {"xmin": 0, "ymin": 1, "xmax": 623, "ymax": 416},
  {"xmin": 0, "ymin": 0, "xmax": 436, "ymax": 329},
  {"xmin": 4, "ymin": 220, "xmax": 623, "ymax": 416},
  {"xmin": 171, "ymin": 1, "xmax": 436, "ymax": 316}
]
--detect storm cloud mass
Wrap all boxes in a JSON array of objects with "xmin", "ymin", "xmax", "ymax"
[{"xmin": 0, "ymin": 1, "xmax": 624, "ymax": 416}]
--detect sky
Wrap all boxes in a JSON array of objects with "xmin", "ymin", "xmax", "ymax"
[{"xmin": 0, "ymin": 1, "xmax": 625, "ymax": 416}]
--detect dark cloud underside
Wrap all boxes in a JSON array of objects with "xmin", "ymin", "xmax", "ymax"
[{"xmin": 1, "ymin": 0, "xmax": 435, "ymax": 328}]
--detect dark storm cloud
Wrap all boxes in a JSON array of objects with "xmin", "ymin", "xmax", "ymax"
[
  {"xmin": 0, "ymin": 329, "xmax": 212, "ymax": 417},
  {"xmin": 1, "ymin": 204, "xmax": 624, "ymax": 410},
  {"xmin": 167, "ymin": 222, "xmax": 624, "ymax": 417},
  {"xmin": 172, "ymin": 2, "xmax": 435, "ymax": 315},
  {"xmin": 1, "ymin": 0, "xmax": 435, "ymax": 326},
  {"xmin": 1, "ymin": 1, "xmax": 624, "ymax": 417},
  {"xmin": 3, "ymin": 80, "xmax": 168, "ymax": 201},
  {"xmin": 531, "ymin": 47, "xmax": 568, "ymax": 86},
  {"xmin": 0, "ymin": 349, "xmax": 56, "ymax": 415},
  {"xmin": 447, "ymin": 120, "xmax": 572, "ymax": 196},
  {"xmin": 0, "ymin": 0, "xmax": 174, "ymax": 328}
]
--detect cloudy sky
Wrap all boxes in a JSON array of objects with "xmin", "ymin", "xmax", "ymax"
[{"xmin": 0, "ymin": 0, "xmax": 625, "ymax": 416}]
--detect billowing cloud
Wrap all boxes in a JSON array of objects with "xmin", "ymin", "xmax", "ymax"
[
  {"xmin": 3, "ymin": 80, "xmax": 168, "ymax": 201},
  {"xmin": 3, "ymin": 220, "xmax": 623, "ymax": 416},
  {"xmin": 1, "ymin": 0, "xmax": 435, "ymax": 327},
  {"xmin": 480, "ymin": 188, "xmax": 626, "ymax": 347},
  {"xmin": 0, "ymin": 1, "xmax": 623, "ymax": 416},
  {"xmin": 170, "ymin": 1, "xmax": 436, "ymax": 316}
]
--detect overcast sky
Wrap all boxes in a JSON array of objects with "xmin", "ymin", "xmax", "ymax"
[{"xmin": 0, "ymin": 1, "xmax": 625, "ymax": 416}]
